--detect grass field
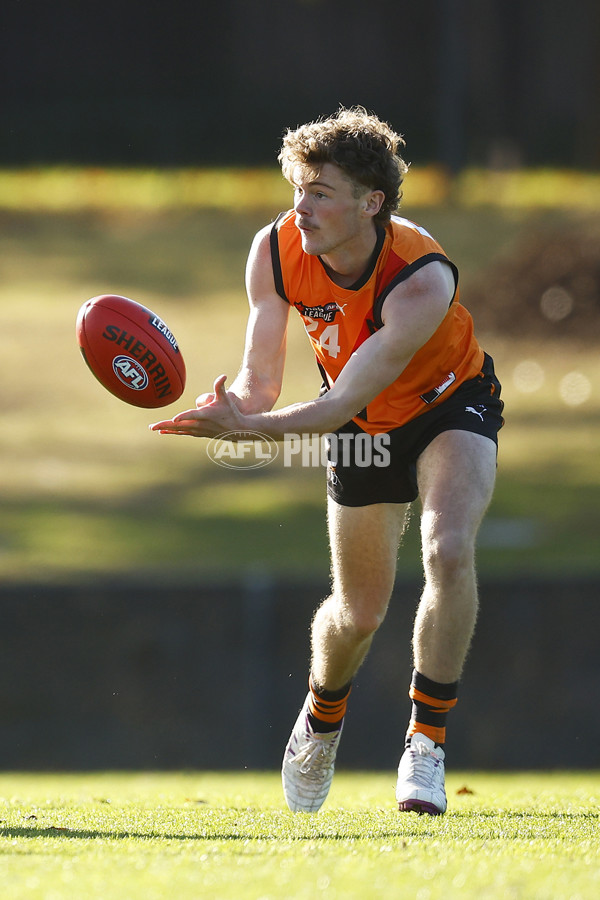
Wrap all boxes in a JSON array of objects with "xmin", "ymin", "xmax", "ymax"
[
  {"xmin": 1, "ymin": 771, "xmax": 599, "ymax": 899},
  {"xmin": 0, "ymin": 169, "xmax": 599, "ymax": 582}
]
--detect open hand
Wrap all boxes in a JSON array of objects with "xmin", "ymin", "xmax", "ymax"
[{"xmin": 149, "ymin": 375, "xmax": 245, "ymax": 438}]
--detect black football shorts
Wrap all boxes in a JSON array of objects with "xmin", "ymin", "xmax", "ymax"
[{"xmin": 326, "ymin": 353, "xmax": 504, "ymax": 507}]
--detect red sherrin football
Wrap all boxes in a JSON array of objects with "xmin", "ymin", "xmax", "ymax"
[{"xmin": 76, "ymin": 294, "xmax": 186, "ymax": 408}]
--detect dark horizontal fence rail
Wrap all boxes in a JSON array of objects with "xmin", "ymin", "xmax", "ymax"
[{"xmin": 0, "ymin": 576, "xmax": 596, "ymax": 771}]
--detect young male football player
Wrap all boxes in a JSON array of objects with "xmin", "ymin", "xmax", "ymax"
[{"xmin": 151, "ymin": 107, "xmax": 504, "ymax": 815}]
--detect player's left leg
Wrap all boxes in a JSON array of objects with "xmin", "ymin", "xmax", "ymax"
[
  {"xmin": 396, "ymin": 429, "xmax": 497, "ymax": 815},
  {"xmin": 414, "ymin": 429, "xmax": 497, "ymax": 683}
]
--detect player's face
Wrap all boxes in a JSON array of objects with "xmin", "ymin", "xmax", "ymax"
[{"xmin": 292, "ymin": 163, "xmax": 373, "ymax": 257}]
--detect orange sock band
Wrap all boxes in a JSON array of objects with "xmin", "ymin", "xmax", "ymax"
[
  {"xmin": 406, "ymin": 672, "xmax": 458, "ymax": 746},
  {"xmin": 308, "ymin": 677, "xmax": 351, "ymax": 725}
]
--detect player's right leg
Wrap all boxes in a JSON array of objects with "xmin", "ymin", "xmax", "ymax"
[
  {"xmin": 312, "ymin": 498, "xmax": 409, "ymax": 690},
  {"xmin": 282, "ymin": 498, "xmax": 408, "ymax": 812}
]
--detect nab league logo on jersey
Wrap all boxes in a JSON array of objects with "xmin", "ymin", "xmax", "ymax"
[{"xmin": 294, "ymin": 300, "xmax": 340, "ymax": 323}]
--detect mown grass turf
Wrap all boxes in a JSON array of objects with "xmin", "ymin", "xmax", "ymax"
[{"xmin": 0, "ymin": 772, "xmax": 599, "ymax": 899}]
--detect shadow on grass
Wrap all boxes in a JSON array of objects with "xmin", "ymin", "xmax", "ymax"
[
  {"xmin": 0, "ymin": 825, "xmax": 252, "ymax": 842},
  {"xmin": 0, "ymin": 824, "xmax": 416, "ymax": 843},
  {"xmin": 2, "ymin": 809, "xmax": 597, "ymax": 845}
]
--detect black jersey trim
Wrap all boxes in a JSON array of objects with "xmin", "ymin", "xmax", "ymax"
[
  {"xmin": 372, "ymin": 253, "xmax": 459, "ymax": 329},
  {"xmin": 270, "ymin": 213, "xmax": 288, "ymax": 302},
  {"xmin": 317, "ymin": 224, "xmax": 386, "ymax": 291}
]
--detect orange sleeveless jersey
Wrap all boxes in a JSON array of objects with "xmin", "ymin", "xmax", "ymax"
[{"xmin": 270, "ymin": 209, "xmax": 484, "ymax": 434}]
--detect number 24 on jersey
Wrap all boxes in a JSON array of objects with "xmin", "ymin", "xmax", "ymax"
[{"xmin": 305, "ymin": 320, "xmax": 341, "ymax": 358}]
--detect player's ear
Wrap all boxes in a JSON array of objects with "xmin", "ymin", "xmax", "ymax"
[{"xmin": 363, "ymin": 190, "xmax": 385, "ymax": 219}]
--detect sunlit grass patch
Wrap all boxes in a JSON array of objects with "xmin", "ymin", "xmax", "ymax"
[
  {"xmin": 3, "ymin": 165, "xmax": 600, "ymax": 213},
  {"xmin": 0, "ymin": 772, "xmax": 599, "ymax": 900},
  {"xmin": 456, "ymin": 167, "xmax": 600, "ymax": 209},
  {"xmin": 0, "ymin": 168, "xmax": 292, "ymax": 212}
]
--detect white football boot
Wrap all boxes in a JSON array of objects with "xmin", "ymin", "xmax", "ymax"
[
  {"xmin": 395, "ymin": 732, "xmax": 447, "ymax": 815},
  {"xmin": 282, "ymin": 694, "xmax": 343, "ymax": 813}
]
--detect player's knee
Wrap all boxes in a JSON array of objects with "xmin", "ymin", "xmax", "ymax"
[
  {"xmin": 337, "ymin": 593, "xmax": 390, "ymax": 641},
  {"xmin": 350, "ymin": 608, "xmax": 386, "ymax": 641},
  {"xmin": 422, "ymin": 527, "xmax": 474, "ymax": 579}
]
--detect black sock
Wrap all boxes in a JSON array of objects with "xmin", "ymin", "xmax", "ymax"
[
  {"xmin": 307, "ymin": 676, "xmax": 352, "ymax": 733},
  {"xmin": 405, "ymin": 669, "xmax": 458, "ymax": 748}
]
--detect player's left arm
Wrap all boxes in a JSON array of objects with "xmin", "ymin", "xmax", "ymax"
[{"xmin": 151, "ymin": 260, "xmax": 454, "ymax": 439}]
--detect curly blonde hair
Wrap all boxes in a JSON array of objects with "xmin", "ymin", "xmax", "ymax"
[{"xmin": 278, "ymin": 106, "xmax": 409, "ymax": 224}]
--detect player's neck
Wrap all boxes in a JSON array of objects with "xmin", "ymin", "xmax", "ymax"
[{"xmin": 319, "ymin": 228, "xmax": 379, "ymax": 289}]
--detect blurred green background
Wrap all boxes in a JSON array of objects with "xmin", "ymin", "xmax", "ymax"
[{"xmin": 1, "ymin": 168, "xmax": 598, "ymax": 585}]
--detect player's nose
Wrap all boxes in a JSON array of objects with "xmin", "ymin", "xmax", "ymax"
[{"xmin": 294, "ymin": 190, "xmax": 311, "ymax": 216}]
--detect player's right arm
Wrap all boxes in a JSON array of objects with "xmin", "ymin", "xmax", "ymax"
[{"xmin": 197, "ymin": 225, "xmax": 290, "ymax": 415}]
